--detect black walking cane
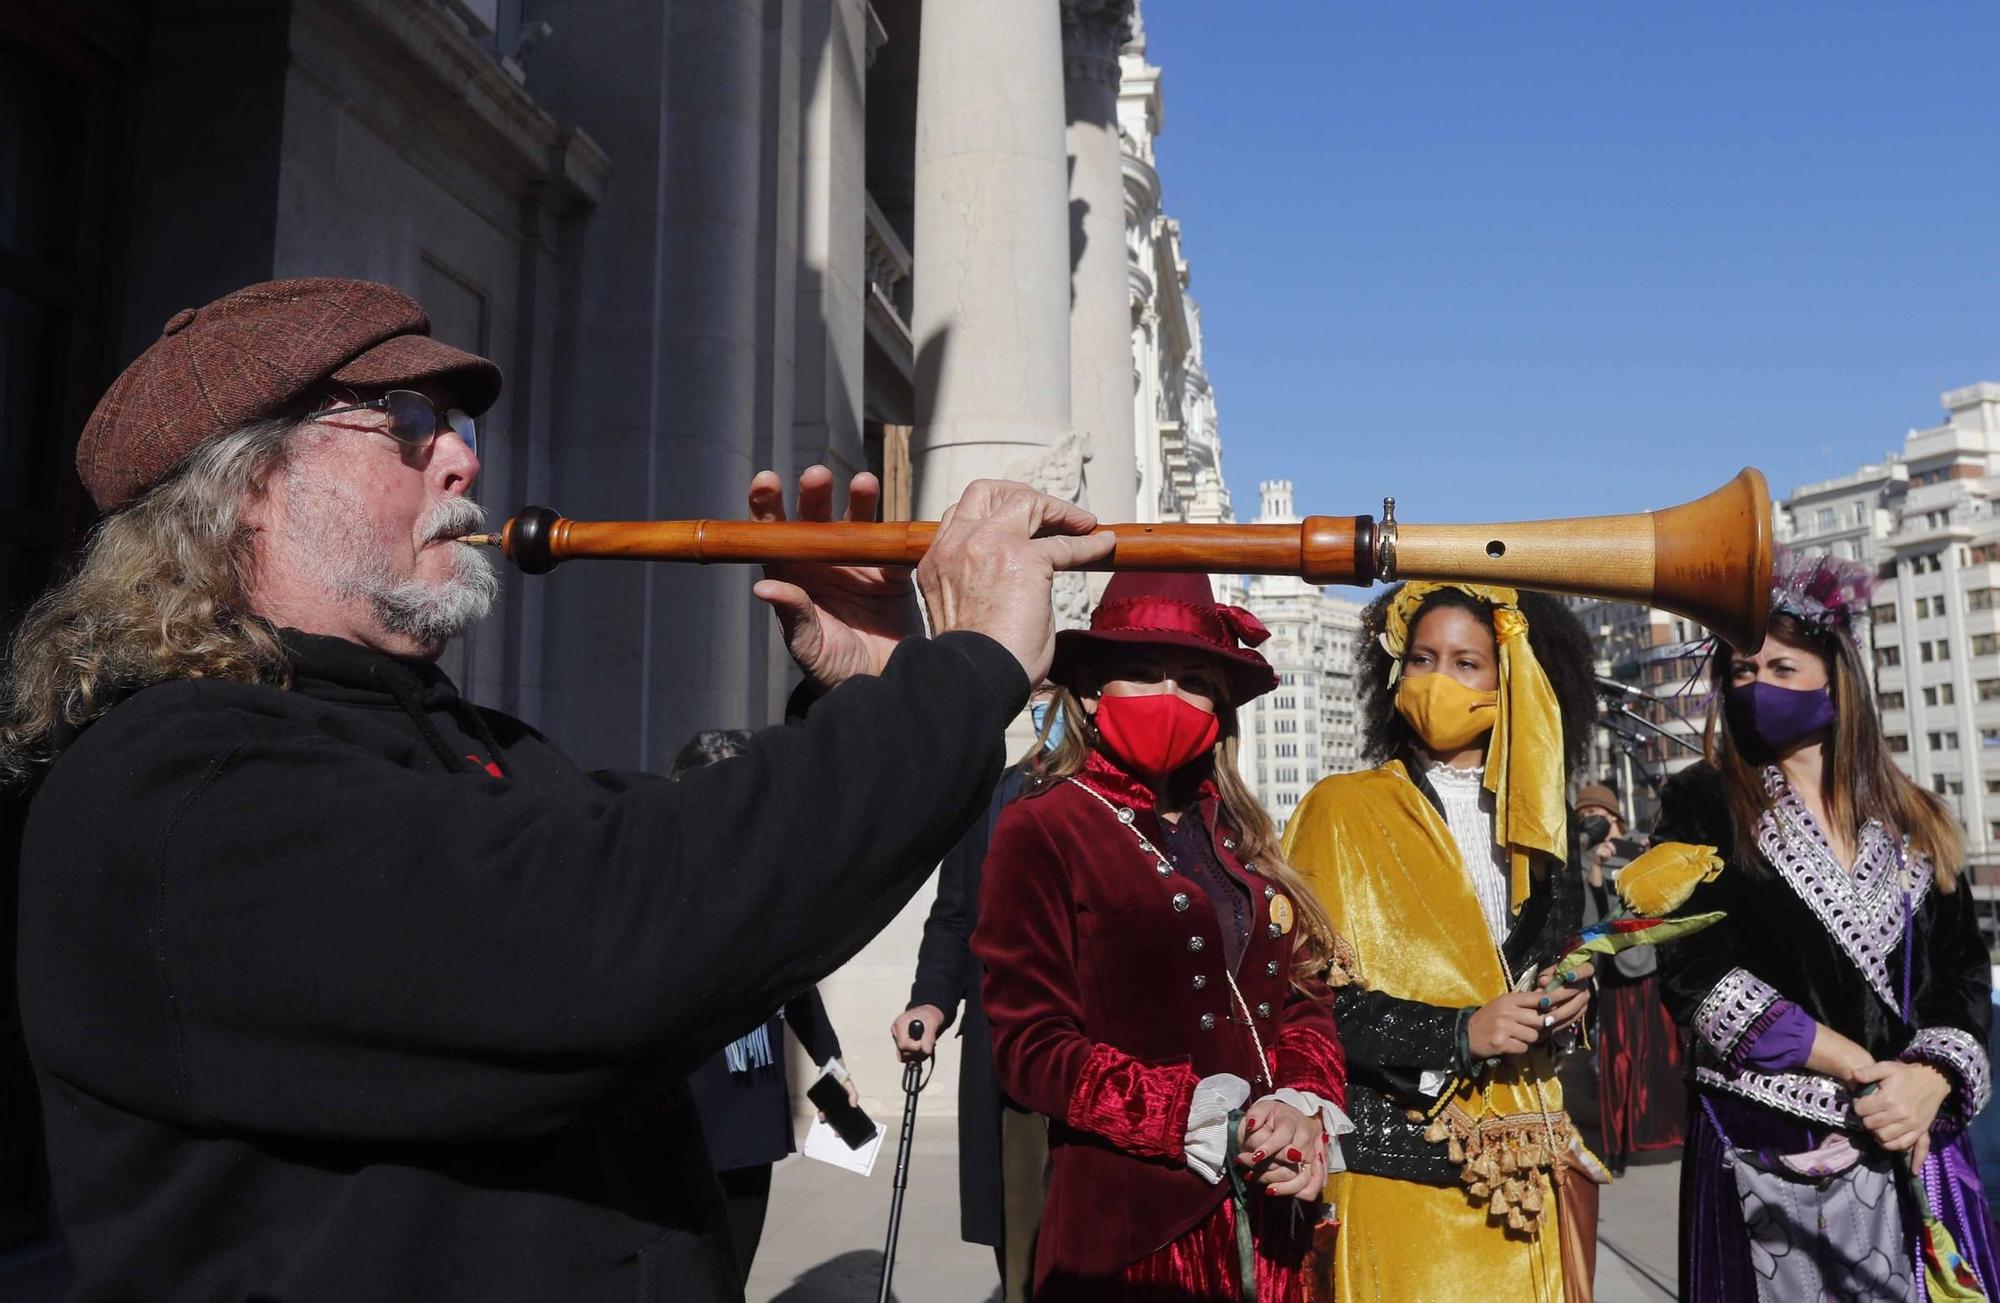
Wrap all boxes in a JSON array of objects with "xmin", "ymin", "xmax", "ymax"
[{"xmin": 878, "ymin": 1017, "xmax": 932, "ymax": 1303}]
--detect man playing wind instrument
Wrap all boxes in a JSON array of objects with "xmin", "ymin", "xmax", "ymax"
[{"xmin": 0, "ymin": 277, "xmax": 1110, "ymax": 1302}]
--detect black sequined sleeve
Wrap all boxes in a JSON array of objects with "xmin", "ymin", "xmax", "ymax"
[{"xmin": 1332, "ymin": 985, "xmax": 1466, "ymax": 1104}]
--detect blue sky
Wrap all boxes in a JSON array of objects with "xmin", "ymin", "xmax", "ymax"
[{"xmin": 1144, "ymin": 2, "xmax": 2000, "ymax": 530}]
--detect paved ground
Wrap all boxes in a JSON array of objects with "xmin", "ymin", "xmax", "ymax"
[
  {"xmin": 0, "ymin": 1112, "xmax": 1682, "ymax": 1301},
  {"xmin": 747, "ymin": 1134, "xmax": 1682, "ymax": 1302}
]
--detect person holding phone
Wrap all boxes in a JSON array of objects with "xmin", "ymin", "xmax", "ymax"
[
  {"xmin": 1283, "ymin": 583, "xmax": 1600, "ymax": 1302},
  {"xmin": 973, "ymin": 572, "xmax": 1349, "ymax": 1302},
  {"xmin": 1657, "ymin": 549, "xmax": 1997, "ymax": 1301},
  {"xmin": 673, "ymin": 729, "xmax": 859, "ymax": 1283}
]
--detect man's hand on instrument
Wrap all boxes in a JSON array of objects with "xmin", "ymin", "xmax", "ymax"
[
  {"xmin": 750, "ymin": 465, "xmax": 923, "ymax": 690},
  {"xmin": 916, "ymin": 479, "xmax": 1115, "ymax": 683}
]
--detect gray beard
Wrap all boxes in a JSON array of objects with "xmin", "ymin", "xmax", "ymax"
[{"xmin": 291, "ymin": 483, "xmax": 497, "ymax": 649}]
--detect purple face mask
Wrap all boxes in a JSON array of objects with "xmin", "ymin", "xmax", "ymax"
[{"xmin": 1726, "ymin": 681, "xmax": 1836, "ymax": 753}]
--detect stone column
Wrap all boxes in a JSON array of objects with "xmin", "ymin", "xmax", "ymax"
[
  {"xmin": 909, "ymin": 0, "xmax": 1073, "ymax": 521},
  {"xmin": 535, "ymin": 0, "xmax": 768, "ymax": 769},
  {"xmin": 1062, "ymin": 0, "xmax": 1138, "ymax": 524}
]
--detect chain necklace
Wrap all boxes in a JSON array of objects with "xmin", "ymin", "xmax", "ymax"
[{"xmin": 1064, "ymin": 777, "xmax": 1273, "ymax": 1088}]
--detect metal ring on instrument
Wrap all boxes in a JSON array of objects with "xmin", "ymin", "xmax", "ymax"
[{"xmin": 1376, "ymin": 496, "xmax": 1399, "ymax": 581}]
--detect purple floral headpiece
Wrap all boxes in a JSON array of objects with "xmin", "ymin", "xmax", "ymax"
[{"xmin": 1769, "ymin": 545, "xmax": 1873, "ymax": 638}]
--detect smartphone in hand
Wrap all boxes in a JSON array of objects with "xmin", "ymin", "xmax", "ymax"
[{"xmin": 806, "ymin": 1071, "xmax": 876, "ymax": 1150}]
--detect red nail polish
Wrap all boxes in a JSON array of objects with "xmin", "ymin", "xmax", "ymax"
[
  {"xmin": 1245, "ymin": 1117, "xmax": 1259, "ymax": 1131},
  {"xmin": 1286, "ymin": 1147, "xmax": 1303, "ymax": 1163},
  {"xmin": 1253, "ymin": 1149, "xmax": 1266, "ymax": 1162}
]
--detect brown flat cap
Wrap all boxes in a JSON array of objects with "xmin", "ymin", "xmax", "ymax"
[
  {"xmin": 76, "ymin": 277, "xmax": 503, "ymax": 512},
  {"xmin": 1575, "ymin": 782, "xmax": 1622, "ymax": 817}
]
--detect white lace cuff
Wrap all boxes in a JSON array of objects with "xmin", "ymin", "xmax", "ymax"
[
  {"xmin": 1184, "ymin": 1073, "xmax": 1252, "ymax": 1184},
  {"xmin": 1418, "ymin": 1068, "xmax": 1451, "ymax": 1098},
  {"xmin": 1259, "ymin": 1087, "xmax": 1356, "ymax": 1175}
]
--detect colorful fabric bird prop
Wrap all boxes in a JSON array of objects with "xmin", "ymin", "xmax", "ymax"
[
  {"xmin": 1911, "ymin": 1153, "xmax": 1989, "ymax": 1300},
  {"xmin": 1614, "ymin": 841, "xmax": 1725, "ymax": 917},
  {"xmin": 1541, "ymin": 914, "xmax": 1726, "ymax": 988}
]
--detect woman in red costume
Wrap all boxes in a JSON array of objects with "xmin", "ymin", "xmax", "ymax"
[{"xmin": 973, "ymin": 572, "xmax": 1350, "ymax": 1302}]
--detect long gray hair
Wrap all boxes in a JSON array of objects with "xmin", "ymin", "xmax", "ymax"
[{"xmin": 0, "ymin": 417, "xmax": 306, "ymax": 784}]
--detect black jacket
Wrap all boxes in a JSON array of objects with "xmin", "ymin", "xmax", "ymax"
[
  {"xmin": 905, "ymin": 763, "xmax": 1025, "ymax": 1247},
  {"xmin": 1655, "ymin": 763, "xmax": 1992, "ymax": 1108},
  {"xmin": 18, "ymin": 628, "xmax": 1025, "ymax": 1301},
  {"xmin": 687, "ymin": 987, "xmax": 843, "ymax": 1173},
  {"xmin": 1330, "ymin": 757, "xmax": 1582, "ymax": 1184}
]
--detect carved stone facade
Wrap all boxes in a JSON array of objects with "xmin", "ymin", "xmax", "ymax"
[
  {"xmin": 1119, "ymin": 11, "xmax": 1229, "ymax": 526},
  {"xmin": 1223, "ymin": 482, "xmax": 1367, "ymax": 827}
]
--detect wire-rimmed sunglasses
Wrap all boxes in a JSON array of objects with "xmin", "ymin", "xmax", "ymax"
[{"xmin": 312, "ymin": 390, "xmax": 477, "ymax": 457}]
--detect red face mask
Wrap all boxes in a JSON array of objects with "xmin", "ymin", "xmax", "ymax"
[{"xmin": 1092, "ymin": 692, "xmax": 1220, "ymax": 778}]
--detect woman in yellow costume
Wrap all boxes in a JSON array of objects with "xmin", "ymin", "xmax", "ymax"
[{"xmin": 1284, "ymin": 583, "xmax": 1603, "ymax": 1302}]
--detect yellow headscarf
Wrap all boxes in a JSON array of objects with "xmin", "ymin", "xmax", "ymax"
[{"xmin": 1380, "ymin": 582, "xmax": 1567, "ymax": 914}]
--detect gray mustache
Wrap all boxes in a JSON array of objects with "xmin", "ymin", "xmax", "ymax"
[{"xmin": 425, "ymin": 497, "xmax": 487, "ymax": 544}]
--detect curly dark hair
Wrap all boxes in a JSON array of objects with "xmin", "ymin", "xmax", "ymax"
[
  {"xmin": 1356, "ymin": 586, "xmax": 1599, "ymax": 769},
  {"xmin": 669, "ymin": 728, "xmax": 752, "ymax": 777}
]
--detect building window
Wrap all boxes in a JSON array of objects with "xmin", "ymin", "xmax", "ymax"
[
  {"xmin": 1938, "ymin": 640, "xmax": 1953, "ymax": 661},
  {"xmin": 1971, "ymin": 590, "xmax": 2000, "ymax": 612},
  {"xmin": 1982, "ymin": 728, "xmax": 2000, "ymax": 750},
  {"xmin": 1973, "ymin": 543, "xmax": 2000, "ymax": 566},
  {"xmin": 1873, "ymin": 603, "xmax": 1897, "ymax": 625},
  {"xmin": 1815, "ymin": 507, "xmax": 1836, "ymax": 530},
  {"xmin": 1879, "ymin": 690, "xmax": 1905, "ymax": 710},
  {"xmin": 1925, "ymin": 684, "xmax": 1956, "ymax": 707},
  {"xmin": 1887, "ymin": 734, "xmax": 1909, "ymax": 753},
  {"xmin": 1930, "ymin": 731, "xmax": 1959, "ymax": 750},
  {"xmin": 1976, "ymin": 634, "xmax": 2000, "ymax": 657},
  {"xmin": 1876, "ymin": 645, "xmax": 1902, "ymax": 667},
  {"xmin": 1854, "ymin": 502, "xmax": 1871, "ymax": 526}
]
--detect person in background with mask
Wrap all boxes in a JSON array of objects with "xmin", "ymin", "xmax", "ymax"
[
  {"xmin": 1573, "ymin": 783, "xmax": 1685, "ymax": 1175},
  {"xmin": 893, "ymin": 686, "xmax": 1060, "ymax": 1303},
  {"xmin": 973, "ymin": 572, "xmax": 1349, "ymax": 1301},
  {"xmin": 1284, "ymin": 583, "xmax": 1601, "ymax": 1302},
  {"xmin": 1656, "ymin": 549, "xmax": 1996, "ymax": 1301}
]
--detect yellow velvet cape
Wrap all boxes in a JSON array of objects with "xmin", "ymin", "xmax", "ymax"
[{"xmin": 1284, "ymin": 762, "xmax": 1573, "ymax": 1242}]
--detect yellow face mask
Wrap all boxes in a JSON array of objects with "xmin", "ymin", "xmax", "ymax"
[{"xmin": 1395, "ymin": 672, "xmax": 1499, "ymax": 753}]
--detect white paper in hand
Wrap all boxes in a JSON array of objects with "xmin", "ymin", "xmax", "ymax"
[{"xmin": 801, "ymin": 1115, "xmax": 886, "ymax": 1177}]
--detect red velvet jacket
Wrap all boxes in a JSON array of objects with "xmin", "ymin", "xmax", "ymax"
[{"xmin": 971, "ymin": 754, "xmax": 1346, "ymax": 1282}]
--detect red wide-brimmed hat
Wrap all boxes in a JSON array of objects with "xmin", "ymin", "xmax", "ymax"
[{"xmin": 1051, "ymin": 571, "xmax": 1279, "ymax": 704}]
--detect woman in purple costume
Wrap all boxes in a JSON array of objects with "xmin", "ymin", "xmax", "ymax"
[{"xmin": 1656, "ymin": 549, "xmax": 1997, "ymax": 1301}]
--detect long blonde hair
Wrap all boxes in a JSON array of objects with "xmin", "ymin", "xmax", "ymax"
[
  {"xmin": 0, "ymin": 416, "xmax": 306, "ymax": 784},
  {"xmin": 1028, "ymin": 684, "xmax": 1339, "ymax": 995}
]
